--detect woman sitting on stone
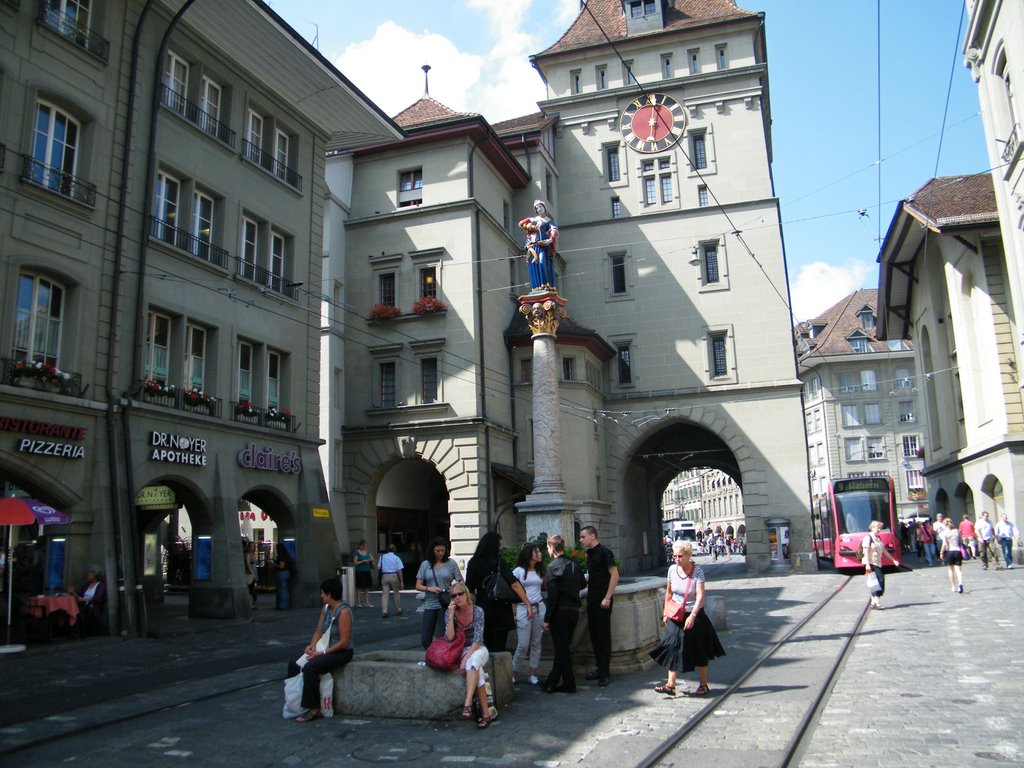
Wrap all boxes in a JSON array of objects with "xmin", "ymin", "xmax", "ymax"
[{"xmin": 445, "ymin": 582, "xmax": 494, "ymax": 729}]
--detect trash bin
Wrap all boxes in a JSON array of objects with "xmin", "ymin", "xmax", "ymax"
[
  {"xmin": 336, "ymin": 566, "xmax": 356, "ymax": 604},
  {"xmin": 766, "ymin": 518, "xmax": 791, "ymax": 570}
]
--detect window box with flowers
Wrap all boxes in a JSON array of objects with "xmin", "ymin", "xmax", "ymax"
[
  {"xmin": 182, "ymin": 386, "xmax": 217, "ymax": 415},
  {"xmin": 368, "ymin": 303, "xmax": 402, "ymax": 321},
  {"xmin": 265, "ymin": 405, "xmax": 293, "ymax": 429},
  {"xmin": 10, "ymin": 359, "xmax": 74, "ymax": 393},
  {"xmin": 234, "ymin": 399, "xmax": 258, "ymax": 420},
  {"xmin": 411, "ymin": 296, "xmax": 447, "ymax": 315}
]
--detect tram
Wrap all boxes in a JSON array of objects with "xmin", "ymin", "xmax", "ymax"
[{"xmin": 812, "ymin": 476, "xmax": 901, "ymax": 570}]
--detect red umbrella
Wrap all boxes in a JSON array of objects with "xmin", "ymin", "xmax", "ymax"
[{"xmin": 1, "ymin": 498, "xmax": 70, "ymax": 653}]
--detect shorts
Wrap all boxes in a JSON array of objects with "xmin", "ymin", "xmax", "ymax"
[{"xmin": 942, "ymin": 551, "xmax": 963, "ymax": 566}]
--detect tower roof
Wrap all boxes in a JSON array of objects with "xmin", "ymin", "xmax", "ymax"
[{"xmin": 392, "ymin": 97, "xmax": 479, "ymax": 129}]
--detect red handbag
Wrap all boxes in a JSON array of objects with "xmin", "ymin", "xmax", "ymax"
[
  {"xmin": 666, "ymin": 568, "xmax": 695, "ymax": 623},
  {"xmin": 425, "ymin": 629, "xmax": 466, "ymax": 672}
]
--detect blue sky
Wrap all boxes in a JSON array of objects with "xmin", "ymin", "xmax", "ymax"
[{"xmin": 270, "ymin": 0, "xmax": 990, "ymax": 322}]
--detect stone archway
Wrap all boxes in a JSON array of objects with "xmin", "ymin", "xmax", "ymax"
[
  {"xmin": 134, "ymin": 476, "xmax": 209, "ymax": 604},
  {"xmin": 372, "ymin": 458, "xmax": 450, "ymax": 581}
]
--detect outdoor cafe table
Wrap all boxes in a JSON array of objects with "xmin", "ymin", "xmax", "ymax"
[{"xmin": 25, "ymin": 595, "xmax": 79, "ymax": 626}]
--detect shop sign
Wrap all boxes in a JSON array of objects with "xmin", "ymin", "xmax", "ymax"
[
  {"xmin": 312, "ymin": 507, "xmax": 330, "ymax": 519},
  {"xmin": 3, "ymin": 415, "xmax": 87, "ymax": 460},
  {"xmin": 149, "ymin": 431, "xmax": 208, "ymax": 466},
  {"xmin": 237, "ymin": 443, "xmax": 302, "ymax": 474},
  {"xmin": 136, "ymin": 485, "xmax": 177, "ymax": 510}
]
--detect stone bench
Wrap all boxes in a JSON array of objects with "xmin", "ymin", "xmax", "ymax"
[{"xmin": 332, "ymin": 650, "xmax": 513, "ymax": 720}]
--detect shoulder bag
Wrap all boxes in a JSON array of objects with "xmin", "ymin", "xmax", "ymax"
[
  {"xmin": 425, "ymin": 627, "xmax": 466, "ymax": 672},
  {"xmin": 483, "ymin": 566, "xmax": 520, "ymax": 603},
  {"xmin": 666, "ymin": 567, "xmax": 695, "ymax": 623},
  {"xmin": 432, "ymin": 564, "xmax": 452, "ymax": 610}
]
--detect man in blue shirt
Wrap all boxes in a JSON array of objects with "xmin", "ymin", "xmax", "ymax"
[{"xmin": 378, "ymin": 545, "xmax": 405, "ymax": 617}]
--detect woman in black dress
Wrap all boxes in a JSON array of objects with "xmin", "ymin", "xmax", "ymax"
[{"xmin": 464, "ymin": 531, "xmax": 531, "ymax": 653}]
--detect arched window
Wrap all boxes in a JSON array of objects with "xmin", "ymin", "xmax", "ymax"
[{"xmin": 13, "ymin": 273, "xmax": 65, "ymax": 366}]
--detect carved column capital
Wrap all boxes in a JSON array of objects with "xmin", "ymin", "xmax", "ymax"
[{"xmin": 518, "ymin": 289, "xmax": 568, "ymax": 337}]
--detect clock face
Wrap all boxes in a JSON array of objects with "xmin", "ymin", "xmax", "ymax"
[{"xmin": 619, "ymin": 93, "xmax": 686, "ymax": 153}]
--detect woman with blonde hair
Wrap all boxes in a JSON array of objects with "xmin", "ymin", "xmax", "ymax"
[
  {"xmin": 444, "ymin": 582, "xmax": 494, "ymax": 729},
  {"xmin": 862, "ymin": 520, "xmax": 899, "ymax": 608},
  {"xmin": 937, "ymin": 518, "xmax": 964, "ymax": 594},
  {"xmin": 648, "ymin": 539, "xmax": 725, "ymax": 696}
]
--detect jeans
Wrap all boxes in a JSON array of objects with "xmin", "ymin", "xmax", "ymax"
[
  {"xmin": 276, "ymin": 569, "xmax": 290, "ymax": 609},
  {"xmin": 999, "ymin": 538, "xmax": 1013, "ymax": 567},
  {"xmin": 587, "ymin": 599, "xmax": 613, "ymax": 677},
  {"xmin": 420, "ymin": 608, "xmax": 444, "ymax": 649},
  {"xmin": 513, "ymin": 603, "xmax": 543, "ymax": 674},
  {"xmin": 922, "ymin": 542, "xmax": 936, "ymax": 565}
]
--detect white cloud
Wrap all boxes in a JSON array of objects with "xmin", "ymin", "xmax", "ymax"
[{"xmin": 790, "ymin": 260, "xmax": 873, "ymax": 323}]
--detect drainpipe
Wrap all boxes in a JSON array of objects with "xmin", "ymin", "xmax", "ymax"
[{"xmin": 467, "ymin": 134, "xmax": 493, "ymax": 529}]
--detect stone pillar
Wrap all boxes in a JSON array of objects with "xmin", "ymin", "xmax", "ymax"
[{"xmin": 516, "ymin": 290, "xmax": 576, "ymax": 541}]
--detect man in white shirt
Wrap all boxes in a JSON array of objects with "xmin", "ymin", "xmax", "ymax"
[
  {"xmin": 378, "ymin": 545, "xmax": 405, "ymax": 617},
  {"xmin": 995, "ymin": 513, "xmax": 1019, "ymax": 570},
  {"xmin": 975, "ymin": 511, "xmax": 997, "ymax": 570}
]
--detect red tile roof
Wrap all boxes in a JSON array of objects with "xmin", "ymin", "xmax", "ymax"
[
  {"xmin": 537, "ymin": 0, "xmax": 757, "ymax": 58},
  {"xmin": 393, "ymin": 97, "xmax": 479, "ymax": 129},
  {"xmin": 903, "ymin": 173, "xmax": 997, "ymax": 230},
  {"xmin": 795, "ymin": 288, "xmax": 912, "ymax": 359},
  {"xmin": 492, "ymin": 112, "xmax": 553, "ymax": 135}
]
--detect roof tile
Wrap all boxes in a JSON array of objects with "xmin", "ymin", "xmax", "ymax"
[
  {"xmin": 393, "ymin": 97, "xmax": 478, "ymax": 129},
  {"xmin": 904, "ymin": 173, "xmax": 997, "ymax": 229}
]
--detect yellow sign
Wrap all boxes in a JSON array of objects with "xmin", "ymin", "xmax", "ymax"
[
  {"xmin": 312, "ymin": 507, "xmax": 330, "ymax": 519},
  {"xmin": 136, "ymin": 485, "xmax": 176, "ymax": 509}
]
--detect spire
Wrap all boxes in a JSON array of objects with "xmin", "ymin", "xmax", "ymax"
[{"xmin": 422, "ymin": 64, "xmax": 431, "ymax": 97}]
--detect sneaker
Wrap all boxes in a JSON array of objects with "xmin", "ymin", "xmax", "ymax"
[
  {"xmin": 958, "ymin": 585, "xmax": 963, "ymax": 593},
  {"xmin": 951, "ymin": 586, "xmax": 957, "ymax": 593},
  {"xmin": 584, "ymin": 670, "xmax": 601, "ymax": 681},
  {"xmin": 528, "ymin": 676, "xmax": 540, "ymax": 686},
  {"xmin": 1008, "ymin": 565, "xmax": 1014, "ymax": 570}
]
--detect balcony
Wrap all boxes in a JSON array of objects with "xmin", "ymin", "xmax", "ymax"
[
  {"xmin": 231, "ymin": 401, "xmax": 295, "ymax": 431},
  {"xmin": 241, "ymin": 139, "xmax": 302, "ymax": 191},
  {"xmin": 150, "ymin": 217, "xmax": 229, "ymax": 269},
  {"xmin": 236, "ymin": 258, "xmax": 298, "ymax": 298},
  {"xmin": 139, "ymin": 381, "xmax": 222, "ymax": 418},
  {"xmin": 36, "ymin": 1, "xmax": 110, "ymax": 62},
  {"xmin": 3, "ymin": 358, "xmax": 85, "ymax": 397},
  {"xmin": 21, "ymin": 155, "xmax": 96, "ymax": 206},
  {"xmin": 160, "ymin": 85, "xmax": 235, "ymax": 146}
]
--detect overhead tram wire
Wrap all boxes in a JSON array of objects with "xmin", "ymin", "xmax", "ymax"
[
  {"xmin": 934, "ymin": 2, "xmax": 968, "ymax": 177},
  {"xmin": 876, "ymin": 0, "xmax": 882, "ymax": 246}
]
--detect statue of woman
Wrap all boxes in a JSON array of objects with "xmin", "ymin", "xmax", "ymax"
[{"xmin": 518, "ymin": 199, "xmax": 558, "ymax": 290}]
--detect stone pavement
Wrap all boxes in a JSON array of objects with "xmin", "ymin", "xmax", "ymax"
[{"xmin": 0, "ymin": 553, "xmax": 1020, "ymax": 767}]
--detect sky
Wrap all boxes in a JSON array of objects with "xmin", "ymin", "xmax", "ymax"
[{"xmin": 270, "ymin": 0, "xmax": 990, "ymax": 324}]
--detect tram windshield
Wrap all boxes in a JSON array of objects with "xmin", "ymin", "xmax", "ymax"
[{"xmin": 833, "ymin": 490, "xmax": 890, "ymax": 535}]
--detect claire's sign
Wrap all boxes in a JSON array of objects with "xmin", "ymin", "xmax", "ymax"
[{"xmin": 238, "ymin": 443, "xmax": 302, "ymax": 474}]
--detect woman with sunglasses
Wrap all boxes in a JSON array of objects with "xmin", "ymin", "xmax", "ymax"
[
  {"xmin": 445, "ymin": 583, "xmax": 494, "ymax": 729},
  {"xmin": 648, "ymin": 539, "xmax": 725, "ymax": 697}
]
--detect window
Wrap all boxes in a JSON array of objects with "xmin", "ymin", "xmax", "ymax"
[
  {"xmin": 562, "ymin": 357, "xmax": 576, "ymax": 381},
  {"xmin": 245, "ymin": 109, "xmax": 263, "ymax": 164},
  {"xmin": 838, "ymin": 371, "xmax": 857, "ymax": 392},
  {"xmin": 691, "ymin": 132, "xmax": 707, "ymax": 170},
  {"xmin": 709, "ymin": 333, "xmax": 728, "ymax": 378},
  {"xmin": 611, "ymin": 197, "xmax": 623, "ymax": 219},
  {"xmin": 643, "ymin": 176, "xmax": 656, "ymax": 205},
  {"xmin": 616, "ymin": 342, "xmax": 632, "ymax": 385},
  {"xmin": 898, "ymin": 400, "xmax": 914, "ymax": 422},
  {"xmin": 43, "ymin": 0, "xmax": 95, "ymax": 44},
  {"xmin": 660, "ymin": 173, "xmax": 673, "ymax": 204},
  {"xmin": 995, "ymin": 49, "xmax": 1020, "ymax": 143},
  {"xmin": 545, "ymin": 171, "xmax": 553, "ymax": 200},
  {"xmin": 858, "ymin": 308, "xmax": 875, "ymax": 330},
  {"xmin": 519, "ymin": 358, "xmax": 532, "ymax": 384},
  {"xmin": 274, "ymin": 130, "xmax": 290, "ymax": 182},
  {"xmin": 144, "ymin": 312, "xmax": 170, "ymax": 382},
  {"xmin": 860, "ymin": 369, "xmax": 877, "ymax": 391},
  {"xmin": 267, "ymin": 350, "xmax": 281, "ymax": 407},
  {"xmin": 629, "ymin": 0, "xmax": 655, "ymax": 17},
  {"xmin": 702, "ymin": 243, "xmax": 720, "ymax": 283},
  {"xmin": 661, "ymin": 53, "xmax": 673, "ymax": 79},
  {"xmin": 596, "ymin": 65, "xmax": 607, "ymax": 90},
  {"xmin": 623, "ymin": 60, "xmax": 636, "ymax": 86},
  {"xmin": 715, "ymin": 44, "xmax": 728, "ymax": 70},
  {"xmin": 421, "ymin": 358, "xmax": 438, "ymax": 404},
  {"xmin": 849, "ymin": 336, "xmax": 870, "ymax": 353},
  {"xmin": 845, "ymin": 438, "xmax": 864, "ymax": 461},
  {"xmin": 186, "ymin": 324, "xmax": 206, "ymax": 389},
  {"xmin": 864, "ymin": 402, "xmax": 882, "ymax": 425},
  {"xmin": 611, "ymin": 255, "xmax": 627, "ymax": 294},
  {"xmin": 13, "ymin": 274, "xmax": 64, "ymax": 366},
  {"xmin": 906, "ymin": 468, "xmax": 924, "ymax": 490},
  {"xmin": 570, "ymin": 69, "xmax": 581, "ymax": 95},
  {"xmin": 163, "ymin": 51, "xmax": 189, "ymax": 113},
  {"xmin": 269, "ymin": 229, "xmax": 286, "ymax": 292},
  {"xmin": 894, "ymin": 368, "xmax": 912, "ymax": 389},
  {"xmin": 199, "ymin": 76, "xmax": 221, "ymax": 133},
  {"xmin": 697, "ymin": 185, "xmax": 709, "ymax": 207},
  {"xmin": 379, "ymin": 273, "xmax": 396, "ymax": 307},
  {"xmin": 813, "ymin": 408, "xmax": 823, "ymax": 432},
  {"xmin": 503, "ymin": 200, "xmax": 511, "ymax": 232},
  {"xmin": 641, "ymin": 157, "xmax": 672, "ymax": 206},
  {"xmin": 886, "ymin": 339, "xmax": 906, "ymax": 351},
  {"xmin": 866, "ymin": 437, "xmax": 885, "ymax": 459},
  {"xmin": 901, "ymin": 434, "xmax": 919, "ymax": 457},
  {"xmin": 191, "ymin": 190, "xmax": 214, "ymax": 260},
  {"xmin": 804, "ymin": 376, "xmax": 822, "ymax": 400},
  {"xmin": 688, "ymin": 49, "xmax": 700, "ymax": 75},
  {"xmin": 31, "ymin": 101, "xmax": 81, "ymax": 196},
  {"xmin": 152, "ymin": 171, "xmax": 180, "ymax": 244},
  {"xmin": 399, "ymin": 168, "xmax": 423, "ymax": 207},
  {"xmin": 420, "ymin": 266, "xmax": 437, "ymax": 298},
  {"xmin": 841, "ymin": 404, "xmax": 860, "ymax": 427},
  {"xmin": 238, "ymin": 341, "xmax": 253, "ymax": 400},
  {"xmin": 379, "ymin": 362, "xmax": 396, "ymax": 408},
  {"xmin": 606, "ymin": 146, "xmax": 621, "ymax": 182},
  {"xmin": 240, "ymin": 217, "xmax": 258, "ymax": 281}
]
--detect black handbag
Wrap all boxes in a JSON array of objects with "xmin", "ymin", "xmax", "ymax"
[
  {"xmin": 483, "ymin": 567, "xmax": 520, "ymax": 603},
  {"xmin": 432, "ymin": 565, "xmax": 452, "ymax": 610}
]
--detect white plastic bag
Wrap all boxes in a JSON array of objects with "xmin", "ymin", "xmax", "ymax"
[
  {"xmin": 318, "ymin": 673, "xmax": 335, "ymax": 718},
  {"xmin": 282, "ymin": 674, "xmax": 304, "ymax": 719}
]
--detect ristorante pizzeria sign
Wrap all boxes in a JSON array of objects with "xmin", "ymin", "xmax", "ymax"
[{"xmin": 1, "ymin": 415, "xmax": 87, "ymax": 460}]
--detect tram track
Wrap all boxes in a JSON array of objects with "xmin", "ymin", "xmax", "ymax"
[{"xmin": 637, "ymin": 574, "xmax": 867, "ymax": 768}]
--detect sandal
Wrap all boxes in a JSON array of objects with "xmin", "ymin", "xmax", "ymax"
[
  {"xmin": 295, "ymin": 709, "xmax": 322, "ymax": 723},
  {"xmin": 477, "ymin": 717, "xmax": 492, "ymax": 729},
  {"xmin": 686, "ymin": 685, "xmax": 710, "ymax": 697},
  {"xmin": 654, "ymin": 683, "xmax": 676, "ymax": 695},
  {"xmin": 462, "ymin": 705, "xmax": 474, "ymax": 720}
]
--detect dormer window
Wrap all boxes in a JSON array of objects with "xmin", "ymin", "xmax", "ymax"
[
  {"xmin": 629, "ymin": 0, "xmax": 656, "ymax": 17},
  {"xmin": 848, "ymin": 334, "xmax": 870, "ymax": 354},
  {"xmin": 857, "ymin": 307, "xmax": 876, "ymax": 330}
]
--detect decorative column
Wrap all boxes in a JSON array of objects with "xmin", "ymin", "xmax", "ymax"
[{"xmin": 515, "ymin": 289, "xmax": 577, "ymax": 540}]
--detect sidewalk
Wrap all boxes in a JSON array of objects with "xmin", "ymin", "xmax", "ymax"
[{"xmin": 1, "ymin": 555, "xmax": 1020, "ymax": 767}]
